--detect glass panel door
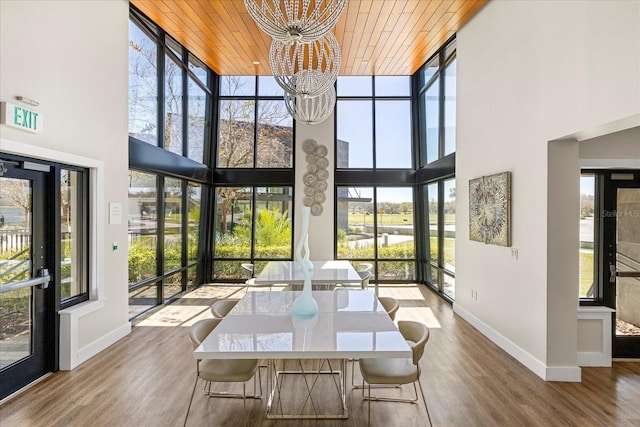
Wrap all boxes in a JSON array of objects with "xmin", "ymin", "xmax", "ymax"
[
  {"xmin": 602, "ymin": 172, "xmax": 640, "ymax": 357},
  {"xmin": 614, "ymin": 187, "xmax": 640, "ymax": 355},
  {"xmin": 0, "ymin": 160, "xmax": 50, "ymax": 400}
]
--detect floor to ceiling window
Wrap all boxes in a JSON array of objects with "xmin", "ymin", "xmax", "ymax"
[
  {"xmin": 128, "ymin": 2, "xmax": 460, "ymax": 313},
  {"xmin": 335, "ymin": 75, "xmax": 415, "ymax": 281},
  {"xmin": 127, "ymin": 7, "xmax": 210, "ymax": 319},
  {"xmin": 212, "ymin": 76, "xmax": 294, "ymax": 281},
  {"xmin": 416, "ymin": 38, "xmax": 457, "ymax": 300}
]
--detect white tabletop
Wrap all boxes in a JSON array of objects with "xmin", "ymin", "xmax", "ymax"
[
  {"xmin": 194, "ymin": 290, "xmax": 410, "ymax": 360},
  {"xmin": 254, "ymin": 260, "xmax": 361, "ymax": 285}
]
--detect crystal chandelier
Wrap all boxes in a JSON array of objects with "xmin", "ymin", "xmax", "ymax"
[
  {"xmin": 269, "ymin": 31, "xmax": 340, "ymax": 98},
  {"xmin": 243, "ymin": 0, "xmax": 347, "ymax": 43},
  {"xmin": 284, "ymin": 85, "xmax": 336, "ymax": 125}
]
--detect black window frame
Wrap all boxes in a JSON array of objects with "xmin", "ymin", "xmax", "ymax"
[
  {"xmin": 414, "ymin": 36, "xmax": 457, "ymax": 301},
  {"xmin": 212, "ymin": 75, "xmax": 296, "ymax": 281},
  {"xmin": 334, "ymin": 75, "xmax": 416, "ymax": 283},
  {"xmin": 127, "ymin": 6, "xmax": 213, "ymax": 319}
]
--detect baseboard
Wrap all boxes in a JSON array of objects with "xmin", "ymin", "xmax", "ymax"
[
  {"xmin": 453, "ymin": 303, "xmax": 581, "ymax": 382},
  {"xmin": 578, "ymin": 351, "xmax": 611, "ymax": 367},
  {"xmin": 75, "ymin": 322, "xmax": 131, "ymax": 368}
]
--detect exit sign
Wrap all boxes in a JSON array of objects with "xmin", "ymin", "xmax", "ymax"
[{"xmin": 1, "ymin": 101, "xmax": 42, "ymax": 134}]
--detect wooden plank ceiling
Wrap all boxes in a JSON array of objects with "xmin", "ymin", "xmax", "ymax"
[{"xmin": 130, "ymin": 0, "xmax": 487, "ymax": 76}]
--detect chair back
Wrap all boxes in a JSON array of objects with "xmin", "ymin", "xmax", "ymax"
[
  {"xmin": 241, "ymin": 263, "xmax": 254, "ymax": 279},
  {"xmin": 357, "ymin": 270, "xmax": 371, "ymax": 287},
  {"xmin": 357, "ymin": 263, "xmax": 373, "ymax": 273},
  {"xmin": 398, "ymin": 321, "xmax": 429, "ymax": 366},
  {"xmin": 378, "ymin": 296, "xmax": 399, "ymax": 321},
  {"xmin": 210, "ymin": 299, "xmax": 239, "ymax": 318},
  {"xmin": 189, "ymin": 318, "xmax": 221, "ymax": 348}
]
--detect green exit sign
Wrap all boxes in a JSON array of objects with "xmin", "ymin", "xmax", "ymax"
[{"xmin": 1, "ymin": 101, "xmax": 42, "ymax": 134}]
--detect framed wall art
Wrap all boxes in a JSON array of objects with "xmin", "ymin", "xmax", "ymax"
[{"xmin": 469, "ymin": 171, "xmax": 511, "ymax": 246}]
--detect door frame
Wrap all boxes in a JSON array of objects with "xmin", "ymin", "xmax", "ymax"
[{"xmin": 0, "ymin": 156, "xmax": 58, "ymax": 400}]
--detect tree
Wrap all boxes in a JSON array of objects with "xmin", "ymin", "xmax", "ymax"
[
  {"xmin": 1, "ymin": 179, "xmax": 30, "ymax": 229},
  {"xmin": 233, "ymin": 208, "xmax": 291, "ymax": 248},
  {"xmin": 216, "ymin": 76, "xmax": 293, "ymax": 235},
  {"xmin": 128, "ymin": 34, "xmax": 158, "ymax": 144}
]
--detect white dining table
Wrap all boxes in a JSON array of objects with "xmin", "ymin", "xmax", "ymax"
[
  {"xmin": 193, "ymin": 290, "xmax": 410, "ymax": 419},
  {"xmin": 253, "ymin": 260, "xmax": 362, "ymax": 286}
]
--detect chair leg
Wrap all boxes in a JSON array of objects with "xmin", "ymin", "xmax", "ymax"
[
  {"xmin": 362, "ymin": 380, "xmax": 418, "ymax": 403},
  {"xmin": 368, "ymin": 383, "xmax": 371, "ymax": 427},
  {"xmin": 417, "ymin": 379, "xmax": 433, "ymax": 427}
]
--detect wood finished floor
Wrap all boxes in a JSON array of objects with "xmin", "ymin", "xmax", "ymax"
[{"xmin": 1, "ymin": 284, "xmax": 639, "ymax": 427}]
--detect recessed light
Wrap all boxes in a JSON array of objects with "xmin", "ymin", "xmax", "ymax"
[
  {"xmin": 362, "ymin": 59, "xmax": 369, "ymax": 64},
  {"xmin": 252, "ymin": 61, "xmax": 260, "ymax": 65}
]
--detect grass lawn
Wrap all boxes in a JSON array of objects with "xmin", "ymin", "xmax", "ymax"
[
  {"xmin": 347, "ymin": 213, "xmax": 456, "ymax": 226},
  {"xmin": 580, "ymin": 251, "xmax": 594, "ymax": 297}
]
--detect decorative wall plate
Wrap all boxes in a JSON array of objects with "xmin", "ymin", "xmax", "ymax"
[{"xmin": 469, "ymin": 171, "xmax": 511, "ymax": 246}]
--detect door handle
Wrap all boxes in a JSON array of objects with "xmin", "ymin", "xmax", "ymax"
[
  {"xmin": 616, "ymin": 271, "xmax": 640, "ymax": 278},
  {"xmin": 609, "ymin": 264, "xmax": 640, "ymax": 282},
  {"xmin": 0, "ymin": 268, "xmax": 51, "ymax": 294}
]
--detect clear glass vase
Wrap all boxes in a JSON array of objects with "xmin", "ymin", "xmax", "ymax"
[{"xmin": 292, "ymin": 206, "xmax": 317, "ymax": 317}]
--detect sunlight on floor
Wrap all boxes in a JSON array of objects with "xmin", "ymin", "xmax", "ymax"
[{"xmin": 396, "ymin": 306, "xmax": 442, "ymax": 328}]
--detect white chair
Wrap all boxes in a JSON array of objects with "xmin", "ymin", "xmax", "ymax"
[
  {"xmin": 188, "ymin": 318, "xmax": 262, "ymax": 399},
  {"xmin": 210, "ymin": 299, "xmax": 239, "ymax": 318},
  {"xmin": 241, "ymin": 263, "xmax": 254, "ymax": 279},
  {"xmin": 378, "ymin": 296, "xmax": 399, "ymax": 321},
  {"xmin": 357, "ymin": 264, "xmax": 376, "ymax": 295},
  {"xmin": 358, "ymin": 270, "xmax": 371, "ymax": 290},
  {"xmin": 241, "ymin": 262, "xmax": 271, "ymax": 291},
  {"xmin": 351, "ymin": 295, "xmax": 401, "ymax": 388},
  {"xmin": 358, "ymin": 262, "xmax": 373, "ymax": 273},
  {"xmin": 359, "ymin": 321, "xmax": 432, "ymax": 426}
]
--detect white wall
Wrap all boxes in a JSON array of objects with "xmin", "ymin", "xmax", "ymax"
[
  {"xmin": 0, "ymin": 0, "xmax": 130, "ymax": 368},
  {"xmin": 580, "ymin": 126, "xmax": 640, "ymax": 168},
  {"xmin": 295, "ymin": 114, "xmax": 336, "ymax": 260},
  {"xmin": 455, "ymin": 0, "xmax": 640, "ymax": 381}
]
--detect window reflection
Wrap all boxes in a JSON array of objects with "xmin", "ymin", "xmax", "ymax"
[
  {"xmin": 187, "ymin": 76, "xmax": 206, "ymax": 163},
  {"xmin": 257, "ymin": 100, "xmax": 293, "ymax": 168},
  {"xmin": 444, "ymin": 58, "xmax": 457, "ymax": 156},
  {"xmin": 580, "ymin": 175, "xmax": 595, "ymax": 299},
  {"xmin": 60, "ymin": 169, "xmax": 87, "ymax": 301},
  {"xmin": 128, "ymin": 20, "xmax": 158, "ymax": 145},
  {"xmin": 218, "ymin": 100, "xmax": 255, "ymax": 168},
  {"xmin": 187, "ymin": 183, "xmax": 201, "ymax": 264},
  {"xmin": 164, "ymin": 178, "xmax": 182, "ymax": 272},
  {"xmin": 164, "ymin": 55, "xmax": 183, "ymax": 155},
  {"xmin": 422, "ymin": 80, "xmax": 440, "ymax": 163},
  {"xmin": 128, "ymin": 171, "xmax": 158, "ymax": 285}
]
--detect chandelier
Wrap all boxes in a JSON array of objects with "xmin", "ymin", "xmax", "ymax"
[
  {"xmin": 284, "ymin": 85, "xmax": 336, "ymax": 125},
  {"xmin": 269, "ymin": 31, "xmax": 340, "ymax": 98},
  {"xmin": 245, "ymin": 0, "xmax": 346, "ymax": 125},
  {"xmin": 243, "ymin": 0, "xmax": 347, "ymax": 43}
]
